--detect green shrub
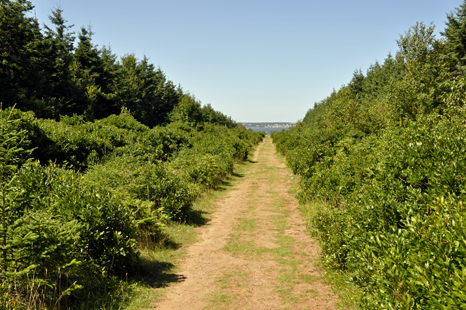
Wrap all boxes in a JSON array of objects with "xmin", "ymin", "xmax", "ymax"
[
  {"xmin": 0, "ymin": 105, "xmax": 264, "ymax": 308},
  {"xmin": 96, "ymin": 110, "xmax": 149, "ymax": 132},
  {"xmin": 36, "ymin": 119, "xmax": 113, "ymax": 170},
  {"xmin": 83, "ymin": 155, "xmax": 193, "ymax": 221},
  {"xmin": 165, "ymin": 121, "xmax": 197, "ymax": 136},
  {"xmin": 168, "ymin": 123, "xmax": 263, "ymax": 189},
  {"xmin": 134, "ymin": 126, "xmax": 191, "ymax": 161},
  {"xmin": 12, "ymin": 161, "xmax": 139, "ymax": 275},
  {"xmin": 0, "ymin": 107, "xmax": 40, "ymax": 165},
  {"xmin": 83, "ymin": 121, "xmax": 140, "ymax": 149},
  {"xmin": 170, "ymin": 153, "xmax": 224, "ymax": 189},
  {"xmin": 0, "ymin": 160, "xmax": 138, "ymax": 308},
  {"xmin": 296, "ymin": 115, "xmax": 466, "ymax": 308},
  {"xmin": 345, "ymin": 115, "xmax": 466, "ymax": 308}
]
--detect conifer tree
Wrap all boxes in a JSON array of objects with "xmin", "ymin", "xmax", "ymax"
[
  {"xmin": 442, "ymin": 0, "xmax": 466, "ymax": 73},
  {"xmin": 42, "ymin": 6, "xmax": 78, "ymax": 117},
  {"xmin": 348, "ymin": 69, "xmax": 365, "ymax": 99},
  {"xmin": 112, "ymin": 54, "xmax": 181, "ymax": 127},
  {"xmin": 146, "ymin": 67, "xmax": 181, "ymax": 126},
  {"xmin": 0, "ymin": 0, "xmax": 43, "ymax": 109},
  {"xmin": 113, "ymin": 53, "xmax": 143, "ymax": 116},
  {"xmin": 71, "ymin": 27, "xmax": 116, "ymax": 120},
  {"xmin": 97, "ymin": 46, "xmax": 119, "ymax": 117}
]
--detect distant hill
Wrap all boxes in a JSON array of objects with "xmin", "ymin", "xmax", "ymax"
[{"xmin": 240, "ymin": 122, "xmax": 295, "ymax": 135}]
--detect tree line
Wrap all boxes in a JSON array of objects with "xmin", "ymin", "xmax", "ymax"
[
  {"xmin": 273, "ymin": 1, "xmax": 466, "ymax": 308},
  {"xmin": 0, "ymin": 0, "xmax": 236, "ymax": 128}
]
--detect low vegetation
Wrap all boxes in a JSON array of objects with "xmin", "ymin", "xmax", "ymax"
[{"xmin": 0, "ymin": 106, "xmax": 264, "ymax": 309}]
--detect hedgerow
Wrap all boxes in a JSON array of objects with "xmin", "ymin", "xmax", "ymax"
[
  {"xmin": 274, "ymin": 114, "xmax": 466, "ymax": 308},
  {"xmin": 0, "ymin": 103, "xmax": 263, "ymax": 308},
  {"xmin": 272, "ymin": 5, "xmax": 466, "ymax": 307}
]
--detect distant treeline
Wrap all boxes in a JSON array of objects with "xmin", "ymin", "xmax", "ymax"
[
  {"xmin": 0, "ymin": 0, "xmax": 236, "ymax": 128},
  {"xmin": 273, "ymin": 1, "xmax": 466, "ymax": 308}
]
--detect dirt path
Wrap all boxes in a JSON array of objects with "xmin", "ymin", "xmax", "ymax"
[{"xmin": 152, "ymin": 136, "xmax": 338, "ymax": 309}]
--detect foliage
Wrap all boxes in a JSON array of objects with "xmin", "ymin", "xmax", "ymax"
[
  {"xmin": 0, "ymin": 98, "xmax": 263, "ymax": 308},
  {"xmin": 0, "ymin": 1, "xmax": 261, "ymax": 308},
  {"xmin": 83, "ymin": 156, "xmax": 193, "ymax": 222},
  {"xmin": 273, "ymin": 2, "xmax": 466, "ymax": 308},
  {"xmin": 389, "ymin": 22, "xmax": 450, "ymax": 120},
  {"xmin": 0, "ymin": 0, "xmax": 43, "ymax": 112},
  {"xmin": 169, "ymin": 94, "xmax": 203, "ymax": 127},
  {"xmin": 442, "ymin": 0, "xmax": 466, "ymax": 73},
  {"xmin": 12, "ymin": 161, "xmax": 139, "ymax": 271},
  {"xmin": 168, "ymin": 124, "xmax": 261, "ymax": 191},
  {"xmin": 0, "ymin": 0, "xmax": 184, "ymax": 127},
  {"xmin": 200, "ymin": 103, "xmax": 237, "ymax": 128},
  {"xmin": 0, "ymin": 161, "xmax": 138, "ymax": 308},
  {"xmin": 35, "ymin": 118, "xmax": 112, "ymax": 170}
]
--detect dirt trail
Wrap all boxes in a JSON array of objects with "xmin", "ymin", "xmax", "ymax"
[{"xmin": 152, "ymin": 136, "xmax": 338, "ymax": 309}]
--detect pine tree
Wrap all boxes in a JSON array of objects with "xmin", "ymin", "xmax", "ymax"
[
  {"xmin": 42, "ymin": 6, "xmax": 78, "ymax": 117},
  {"xmin": 442, "ymin": 0, "xmax": 466, "ymax": 73},
  {"xmin": 71, "ymin": 27, "xmax": 116, "ymax": 120},
  {"xmin": 142, "ymin": 65, "xmax": 181, "ymax": 127},
  {"xmin": 95, "ymin": 45, "xmax": 119, "ymax": 117},
  {"xmin": 348, "ymin": 69, "xmax": 365, "ymax": 99},
  {"xmin": 0, "ymin": 0, "xmax": 43, "ymax": 109},
  {"xmin": 113, "ymin": 53, "xmax": 143, "ymax": 117},
  {"xmin": 112, "ymin": 54, "xmax": 181, "ymax": 127}
]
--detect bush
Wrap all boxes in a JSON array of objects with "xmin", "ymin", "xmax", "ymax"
[
  {"xmin": 11, "ymin": 161, "xmax": 139, "ymax": 274},
  {"xmin": 284, "ymin": 115, "xmax": 466, "ymax": 308},
  {"xmin": 0, "ymin": 107, "xmax": 40, "ymax": 166},
  {"xmin": 170, "ymin": 153, "xmax": 224, "ymax": 189},
  {"xmin": 168, "ymin": 124, "xmax": 264, "ymax": 190},
  {"xmin": 346, "ymin": 115, "xmax": 466, "ymax": 308},
  {"xmin": 1, "ymin": 161, "xmax": 138, "ymax": 308},
  {"xmin": 36, "ymin": 119, "xmax": 113, "ymax": 170},
  {"xmin": 83, "ymin": 155, "xmax": 193, "ymax": 221},
  {"xmin": 96, "ymin": 110, "xmax": 149, "ymax": 132},
  {"xmin": 132, "ymin": 126, "xmax": 191, "ymax": 161}
]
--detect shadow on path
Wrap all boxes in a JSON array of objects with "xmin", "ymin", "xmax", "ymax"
[{"xmin": 132, "ymin": 258, "xmax": 187, "ymax": 288}]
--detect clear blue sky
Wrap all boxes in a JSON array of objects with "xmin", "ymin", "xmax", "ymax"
[{"xmin": 32, "ymin": 0, "xmax": 461, "ymax": 122}]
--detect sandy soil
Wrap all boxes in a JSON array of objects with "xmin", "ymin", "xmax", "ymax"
[{"xmin": 152, "ymin": 136, "xmax": 338, "ymax": 310}]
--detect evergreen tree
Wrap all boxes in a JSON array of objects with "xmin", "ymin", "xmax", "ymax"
[
  {"xmin": 442, "ymin": 0, "xmax": 466, "ymax": 73},
  {"xmin": 71, "ymin": 27, "xmax": 115, "ymax": 120},
  {"xmin": 0, "ymin": 1, "xmax": 199, "ymax": 128},
  {"xmin": 112, "ymin": 54, "xmax": 180, "ymax": 127},
  {"xmin": 348, "ymin": 69, "xmax": 365, "ymax": 99},
  {"xmin": 148, "ymin": 68, "xmax": 181, "ymax": 126},
  {"xmin": 97, "ymin": 45, "xmax": 119, "ymax": 117},
  {"xmin": 113, "ymin": 53, "xmax": 143, "ymax": 117},
  {"xmin": 42, "ymin": 6, "xmax": 78, "ymax": 118},
  {"xmin": 0, "ymin": 0, "xmax": 43, "ymax": 109}
]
